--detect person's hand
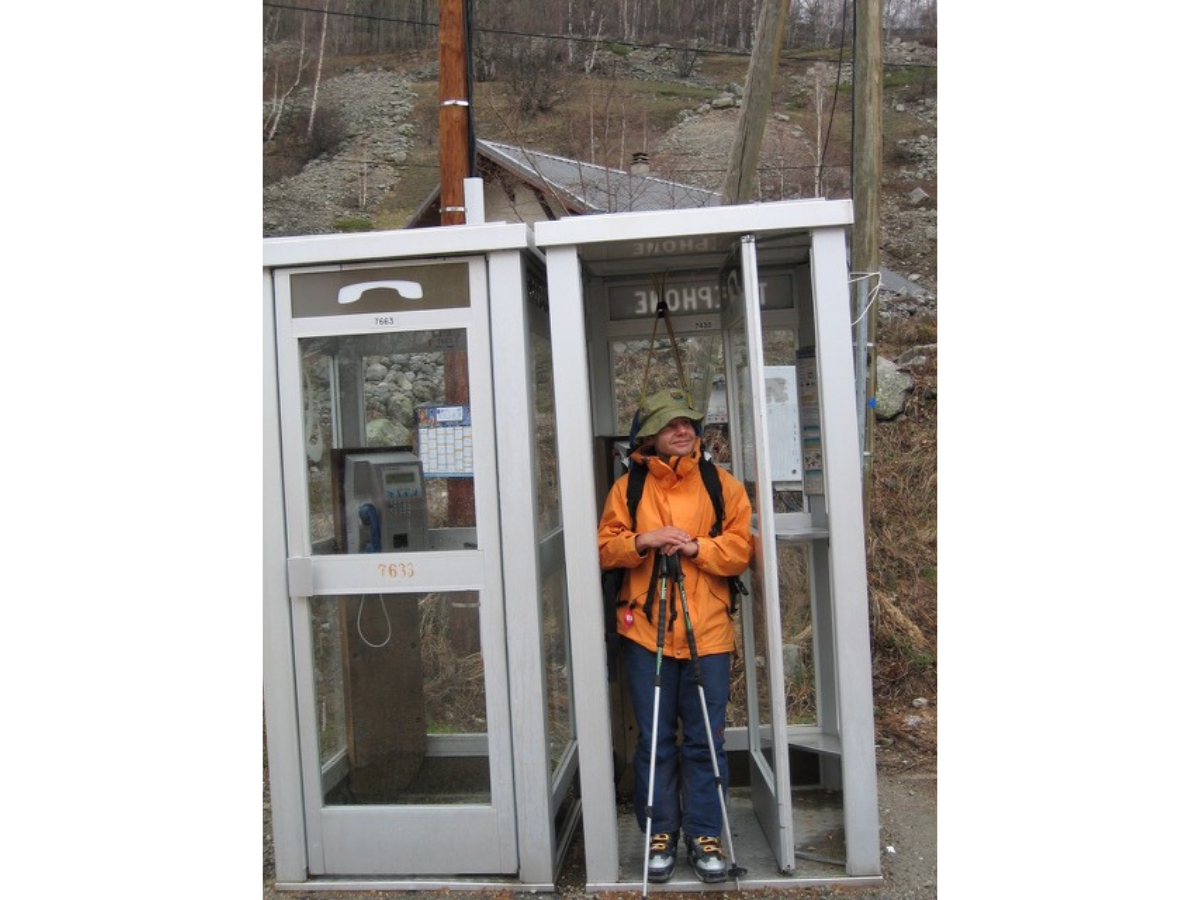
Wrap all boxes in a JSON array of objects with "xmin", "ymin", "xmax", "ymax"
[{"xmin": 635, "ymin": 527, "xmax": 699, "ymax": 558}]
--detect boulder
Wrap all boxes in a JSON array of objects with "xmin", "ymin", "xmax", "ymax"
[{"xmin": 875, "ymin": 357, "xmax": 914, "ymax": 420}]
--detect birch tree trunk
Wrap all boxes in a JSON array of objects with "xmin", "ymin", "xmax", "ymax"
[
  {"xmin": 264, "ymin": 17, "xmax": 308, "ymax": 143},
  {"xmin": 566, "ymin": 0, "xmax": 575, "ymax": 66},
  {"xmin": 306, "ymin": 0, "xmax": 331, "ymax": 141},
  {"xmin": 813, "ymin": 65, "xmax": 826, "ymax": 197}
]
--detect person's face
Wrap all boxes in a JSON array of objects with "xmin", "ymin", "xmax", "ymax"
[{"xmin": 651, "ymin": 416, "xmax": 698, "ymax": 457}]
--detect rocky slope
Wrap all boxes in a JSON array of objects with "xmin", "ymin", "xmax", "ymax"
[
  {"xmin": 262, "ymin": 41, "xmax": 938, "ymax": 326},
  {"xmin": 263, "ymin": 70, "xmax": 419, "ymax": 236}
]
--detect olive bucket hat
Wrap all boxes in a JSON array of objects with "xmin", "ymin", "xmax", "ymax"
[{"xmin": 633, "ymin": 388, "xmax": 704, "ymax": 442}]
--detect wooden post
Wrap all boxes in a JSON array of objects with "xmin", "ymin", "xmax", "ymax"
[
  {"xmin": 439, "ymin": 0, "xmax": 470, "ymax": 226},
  {"xmin": 437, "ymin": 0, "xmax": 474, "ymax": 528},
  {"xmin": 720, "ymin": 0, "xmax": 791, "ymax": 205},
  {"xmin": 341, "ymin": 597, "xmax": 426, "ymax": 801},
  {"xmin": 443, "ymin": 349, "xmax": 474, "ymax": 531},
  {"xmin": 438, "ymin": 0, "xmax": 477, "ymax": 652},
  {"xmin": 852, "ymin": 0, "xmax": 882, "ymax": 523}
]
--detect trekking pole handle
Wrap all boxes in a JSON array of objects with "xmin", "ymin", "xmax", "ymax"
[{"xmin": 655, "ymin": 553, "xmax": 670, "ymax": 649}]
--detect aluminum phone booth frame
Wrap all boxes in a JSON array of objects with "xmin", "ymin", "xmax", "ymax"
[
  {"xmin": 264, "ymin": 221, "xmax": 581, "ymax": 891},
  {"xmin": 536, "ymin": 198, "xmax": 882, "ymax": 891},
  {"xmin": 262, "ymin": 196, "xmax": 881, "ymax": 892}
]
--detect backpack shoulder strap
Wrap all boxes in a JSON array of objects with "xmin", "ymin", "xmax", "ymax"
[
  {"xmin": 697, "ymin": 456, "xmax": 748, "ymax": 614},
  {"xmin": 625, "ymin": 461, "xmax": 649, "ymax": 530},
  {"xmin": 698, "ymin": 455, "xmax": 725, "ymax": 537}
]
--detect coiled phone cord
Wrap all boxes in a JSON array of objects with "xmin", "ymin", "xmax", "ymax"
[{"xmin": 356, "ymin": 594, "xmax": 393, "ymax": 648}]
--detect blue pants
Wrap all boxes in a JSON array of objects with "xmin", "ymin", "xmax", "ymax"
[{"xmin": 623, "ymin": 638, "xmax": 731, "ymax": 839}]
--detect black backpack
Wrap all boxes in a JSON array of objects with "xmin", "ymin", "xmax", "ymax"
[{"xmin": 600, "ymin": 455, "xmax": 747, "ymax": 680}]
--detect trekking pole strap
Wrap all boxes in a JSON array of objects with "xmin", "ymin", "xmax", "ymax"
[
  {"xmin": 636, "ymin": 275, "xmax": 693, "ymax": 414},
  {"xmin": 651, "ymin": 276, "xmax": 693, "ymax": 410},
  {"xmin": 637, "ymin": 306, "xmax": 662, "ymax": 412}
]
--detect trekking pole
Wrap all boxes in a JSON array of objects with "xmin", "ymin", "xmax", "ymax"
[
  {"xmin": 641, "ymin": 552, "xmax": 671, "ymax": 898},
  {"xmin": 665, "ymin": 553, "xmax": 747, "ymax": 880}
]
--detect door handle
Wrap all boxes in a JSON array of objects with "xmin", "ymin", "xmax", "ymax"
[{"xmin": 337, "ymin": 280, "xmax": 423, "ymax": 304}]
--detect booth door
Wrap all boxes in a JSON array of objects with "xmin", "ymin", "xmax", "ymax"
[
  {"xmin": 272, "ymin": 257, "xmax": 518, "ymax": 876},
  {"xmin": 720, "ymin": 236, "xmax": 797, "ymax": 874}
]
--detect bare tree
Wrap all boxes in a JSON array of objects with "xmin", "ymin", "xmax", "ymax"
[
  {"xmin": 263, "ymin": 16, "xmax": 309, "ymax": 143},
  {"xmin": 883, "ymin": 0, "xmax": 937, "ymax": 41},
  {"xmin": 306, "ymin": 0, "xmax": 332, "ymax": 141},
  {"xmin": 584, "ymin": 8, "xmax": 607, "ymax": 75},
  {"xmin": 793, "ymin": 0, "xmax": 845, "ymax": 48},
  {"xmin": 811, "ymin": 62, "xmax": 830, "ymax": 196}
]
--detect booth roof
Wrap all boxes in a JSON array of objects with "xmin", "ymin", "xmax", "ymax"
[
  {"xmin": 477, "ymin": 139, "xmax": 722, "ymax": 215},
  {"xmin": 406, "ymin": 140, "xmax": 925, "ymax": 298},
  {"xmin": 407, "ymin": 139, "xmax": 721, "ymax": 227}
]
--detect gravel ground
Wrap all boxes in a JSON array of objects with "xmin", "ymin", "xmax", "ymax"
[{"xmin": 262, "ymin": 743, "xmax": 936, "ymax": 900}]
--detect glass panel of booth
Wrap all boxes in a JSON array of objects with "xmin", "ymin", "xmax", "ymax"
[
  {"xmin": 602, "ymin": 288, "xmax": 818, "ymax": 732},
  {"xmin": 727, "ymin": 320, "xmax": 775, "ymax": 753},
  {"xmin": 309, "ymin": 591, "xmax": 491, "ymax": 806},
  {"xmin": 298, "ymin": 328, "xmax": 479, "ymax": 555},
  {"xmin": 532, "ymin": 329, "xmax": 561, "ymax": 533},
  {"xmin": 761, "ymin": 328, "xmax": 818, "ymax": 728},
  {"xmin": 541, "ymin": 569, "xmax": 571, "ymax": 770},
  {"xmin": 726, "ymin": 290, "xmax": 820, "ymax": 734},
  {"xmin": 531, "ymin": 325, "xmax": 572, "ymax": 772},
  {"xmin": 723, "ymin": 236, "xmax": 797, "ymax": 869},
  {"xmin": 608, "ymin": 333, "xmax": 723, "ymax": 439}
]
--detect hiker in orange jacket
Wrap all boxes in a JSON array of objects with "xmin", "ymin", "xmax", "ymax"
[{"xmin": 597, "ymin": 388, "xmax": 752, "ymax": 884}]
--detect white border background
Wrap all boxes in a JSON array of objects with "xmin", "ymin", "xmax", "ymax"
[{"xmin": 6, "ymin": 4, "xmax": 1199, "ymax": 897}]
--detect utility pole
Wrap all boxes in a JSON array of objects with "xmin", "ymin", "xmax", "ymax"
[
  {"xmin": 437, "ymin": 1, "xmax": 476, "ymax": 655},
  {"xmin": 852, "ymin": 0, "xmax": 882, "ymax": 524},
  {"xmin": 439, "ymin": 0, "xmax": 471, "ymax": 225},
  {"xmin": 720, "ymin": 0, "xmax": 790, "ymax": 205}
]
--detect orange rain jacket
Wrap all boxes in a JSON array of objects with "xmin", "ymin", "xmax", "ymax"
[{"xmin": 597, "ymin": 440, "xmax": 753, "ymax": 659}]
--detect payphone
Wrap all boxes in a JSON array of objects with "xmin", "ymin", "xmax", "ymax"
[{"xmin": 342, "ymin": 450, "xmax": 430, "ymax": 552}]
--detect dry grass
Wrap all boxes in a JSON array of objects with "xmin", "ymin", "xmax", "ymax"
[
  {"xmin": 867, "ymin": 315, "xmax": 938, "ymax": 712},
  {"xmin": 418, "ymin": 592, "xmax": 488, "ymax": 732}
]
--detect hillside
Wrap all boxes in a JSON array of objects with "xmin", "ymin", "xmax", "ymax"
[
  {"xmin": 262, "ymin": 37, "xmax": 938, "ymax": 747},
  {"xmin": 264, "ymin": 41, "xmax": 936, "ymax": 295}
]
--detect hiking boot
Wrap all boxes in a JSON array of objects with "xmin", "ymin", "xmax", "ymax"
[
  {"xmin": 687, "ymin": 835, "xmax": 727, "ymax": 883},
  {"xmin": 646, "ymin": 832, "xmax": 678, "ymax": 883}
]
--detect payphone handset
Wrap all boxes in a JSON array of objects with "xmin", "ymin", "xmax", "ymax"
[{"xmin": 343, "ymin": 451, "xmax": 430, "ymax": 552}]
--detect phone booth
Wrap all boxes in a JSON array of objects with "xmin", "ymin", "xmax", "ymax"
[
  {"xmin": 263, "ymin": 223, "xmax": 580, "ymax": 889},
  {"xmin": 535, "ymin": 198, "xmax": 882, "ymax": 890}
]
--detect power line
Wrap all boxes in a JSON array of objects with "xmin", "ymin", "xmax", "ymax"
[
  {"xmin": 262, "ymin": 1, "xmax": 750, "ymax": 55},
  {"xmin": 264, "ymin": 1, "xmax": 436, "ymax": 32},
  {"xmin": 263, "ymin": 2, "xmax": 935, "ymax": 68},
  {"xmin": 264, "ymin": 1, "xmax": 747, "ymax": 54},
  {"xmin": 818, "ymin": 0, "xmax": 852, "ymax": 194}
]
